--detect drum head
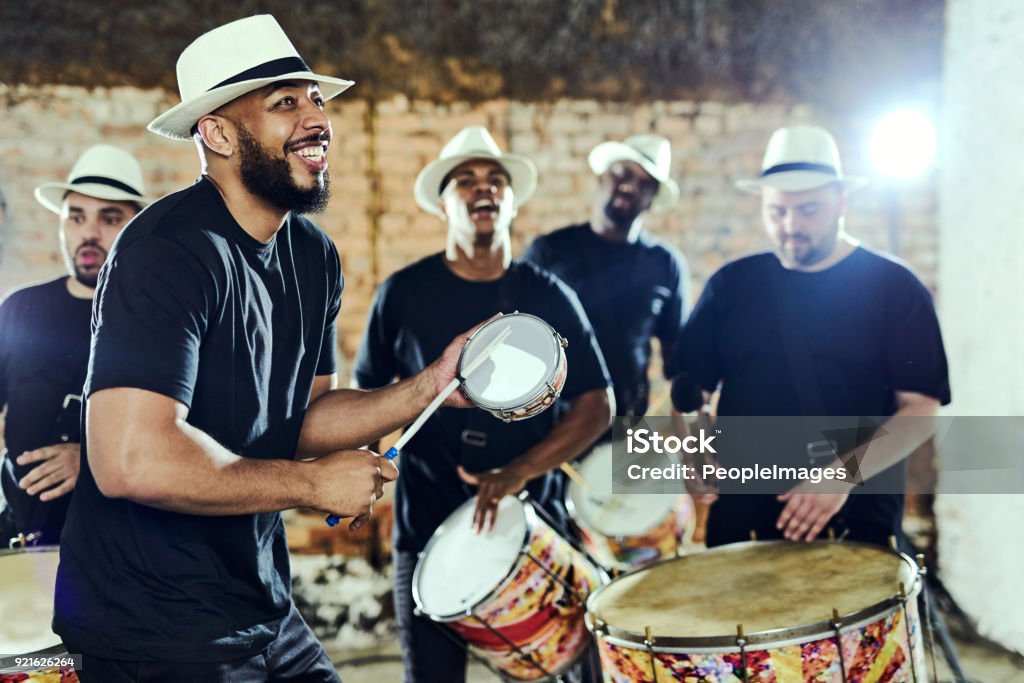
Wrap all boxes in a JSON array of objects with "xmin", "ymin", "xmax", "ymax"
[
  {"xmin": 460, "ymin": 314, "xmax": 558, "ymax": 409},
  {"xmin": 414, "ymin": 496, "xmax": 528, "ymax": 620},
  {"xmin": 568, "ymin": 443, "xmax": 679, "ymax": 537},
  {"xmin": 0, "ymin": 547, "xmax": 62, "ymax": 655},
  {"xmin": 590, "ymin": 542, "xmax": 917, "ymax": 640}
]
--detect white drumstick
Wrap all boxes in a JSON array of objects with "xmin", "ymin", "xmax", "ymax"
[
  {"xmin": 385, "ymin": 325, "xmax": 513, "ymax": 458},
  {"xmin": 327, "ymin": 325, "xmax": 513, "ymax": 527}
]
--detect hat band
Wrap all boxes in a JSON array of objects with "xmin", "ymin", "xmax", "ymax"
[
  {"xmin": 210, "ymin": 56, "xmax": 312, "ymax": 91},
  {"xmin": 761, "ymin": 162, "xmax": 838, "ymax": 178},
  {"xmin": 71, "ymin": 175, "xmax": 143, "ymax": 197}
]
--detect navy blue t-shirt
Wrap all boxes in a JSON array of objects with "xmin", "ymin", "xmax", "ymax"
[
  {"xmin": 54, "ymin": 177, "xmax": 342, "ymax": 661},
  {"xmin": 0, "ymin": 277, "xmax": 92, "ymax": 542},
  {"xmin": 672, "ymin": 247, "xmax": 950, "ymax": 541},
  {"xmin": 524, "ymin": 223, "xmax": 689, "ymax": 416},
  {"xmin": 353, "ymin": 255, "xmax": 611, "ymax": 553}
]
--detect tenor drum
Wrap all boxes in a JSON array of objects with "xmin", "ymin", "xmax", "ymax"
[
  {"xmin": 0, "ymin": 547, "xmax": 79, "ymax": 682},
  {"xmin": 413, "ymin": 496, "xmax": 605, "ymax": 680},
  {"xmin": 566, "ymin": 443, "xmax": 693, "ymax": 572},
  {"xmin": 586, "ymin": 541, "xmax": 926, "ymax": 682},
  {"xmin": 458, "ymin": 312, "xmax": 567, "ymax": 423}
]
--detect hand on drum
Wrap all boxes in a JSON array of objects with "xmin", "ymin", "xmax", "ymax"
[
  {"xmin": 457, "ymin": 464, "xmax": 530, "ymax": 532},
  {"xmin": 426, "ymin": 315, "xmax": 504, "ymax": 409},
  {"xmin": 776, "ymin": 481, "xmax": 849, "ymax": 542},
  {"xmin": 17, "ymin": 443, "xmax": 81, "ymax": 501},
  {"xmin": 311, "ymin": 449, "xmax": 399, "ymax": 531}
]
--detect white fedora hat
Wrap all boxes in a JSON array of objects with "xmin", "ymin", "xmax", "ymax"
[
  {"xmin": 736, "ymin": 125, "xmax": 867, "ymax": 194},
  {"xmin": 414, "ymin": 126, "xmax": 538, "ymax": 216},
  {"xmin": 35, "ymin": 144, "xmax": 150, "ymax": 215},
  {"xmin": 148, "ymin": 15, "xmax": 354, "ymax": 140},
  {"xmin": 588, "ymin": 134, "xmax": 680, "ymax": 211}
]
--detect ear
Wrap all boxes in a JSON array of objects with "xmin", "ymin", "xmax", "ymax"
[{"xmin": 195, "ymin": 115, "xmax": 236, "ymax": 158}]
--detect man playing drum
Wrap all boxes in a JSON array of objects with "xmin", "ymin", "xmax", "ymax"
[
  {"xmin": 670, "ymin": 125, "xmax": 950, "ymax": 549},
  {"xmin": 54, "ymin": 15, "xmax": 484, "ymax": 682},
  {"xmin": 0, "ymin": 145, "xmax": 148, "ymax": 547},
  {"xmin": 353, "ymin": 126, "xmax": 613, "ymax": 683}
]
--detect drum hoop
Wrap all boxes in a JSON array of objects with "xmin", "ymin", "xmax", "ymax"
[
  {"xmin": 585, "ymin": 540, "xmax": 922, "ymax": 650},
  {"xmin": 412, "ymin": 498, "xmax": 534, "ymax": 623},
  {"xmin": 0, "ymin": 545, "xmax": 66, "ymax": 658},
  {"xmin": 456, "ymin": 312, "xmax": 563, "ymax": 411},
  {"xmin": 565, "ymin": 485, "xmax": 679, "ymax": 539}
]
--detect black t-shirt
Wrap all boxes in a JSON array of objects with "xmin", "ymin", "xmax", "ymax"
[
  {"xmin": 0, "ymin": 277, "xmax": 91, "ymax": 542},
  {"xmin": 353, "ymin": 255, "xmax": 611, "ymax": 553},
  {"xmin": 523, "ymin": 223, "xmax": 689, "ymax": 416},
  {"xmin": 54, "ymin": 177, "xmax": 342, "ymax": 661},
  {"xmin": 672, "ymin": 247, "xmax": 950, "ymax": 536}
]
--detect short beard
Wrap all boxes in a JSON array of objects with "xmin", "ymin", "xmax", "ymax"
[
  {"xmin": 603, "ymin": 202, "xmax": 638, "ymax": 232},
  {"xmin": 236, "ymin": 124, "xmax": 331, "ymax": 215}
]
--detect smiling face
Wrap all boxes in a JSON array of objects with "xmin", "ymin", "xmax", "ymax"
[
  {"xmin": 214, "ymin": 80, "xmax": 333, "ymax": 214},
  {"xmin": 59, "ymin": 192, "xmax": 139, "ymax": 287},
  {"xmin": 761, "ymin": 184, "xmax": 847, "ymax": 269}
]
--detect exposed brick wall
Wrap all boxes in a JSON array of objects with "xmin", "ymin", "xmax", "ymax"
[{"xmin": 0, "ymin": 85, "xmax": 939, "ymax": 380}]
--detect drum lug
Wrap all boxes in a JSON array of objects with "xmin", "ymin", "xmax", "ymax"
[{"xmin": 556, "ymin": 333, "xmax": 568, "ymax": 349}]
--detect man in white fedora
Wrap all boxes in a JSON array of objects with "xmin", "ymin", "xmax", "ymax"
[
  {"xmin": 53, "ymin": 15, "xmax": 480, "ymax": 682},
  {"xmin": 524, "ymin": 134, "xmax": 690, "ymax": 422},
  {"xmin": 0, "ymin": 144, "xmax": 148, "ymax": 548},
  {"xmin": 354, "ymin": 126, "xmax": 611, "ymax": 682},
  {"xmin": 670, "ymin": 125, "xmax": 949, "ymax": 548}
]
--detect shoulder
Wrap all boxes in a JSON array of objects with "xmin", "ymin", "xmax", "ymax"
[
  {"xmin": 637, "ymin": 232, "xmax": 689, "ymax": 274},
  {"xmin": 0, "ymin": 277, "xmax": 67, "ymax": 311},
  {"xmin": 376, "ymin": 253, "xmax": 446, "ymax": 300},
  {"xmin": 515, "ymin": 259, "xmax": 586, "ymax": 312},
  {"xmin": 710, "ymin": 252, "xmax": 776, "ymax": 285},
  {"xmin": 529, "ymin": 223, "xmax": 589, "ymax": 251},
  {"xmin": 850, "ymin": 246, "xmax": 934, "ymax": 301}
]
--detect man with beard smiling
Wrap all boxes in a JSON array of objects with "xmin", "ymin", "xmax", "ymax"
[
  {"xmin": 670, "ymin": 126, "xmax": 950, "ymax": 548},
  {"xmin": 524, "ymin": 135, "xmax": 689, "ymax": 422},
  {"xmin": 54, "ymin": 16, "xmax": 478, "ymax": 682},
  {"xmin": 354, "ymin": 126, "xmax": 612, "ymax": 683},
  {"xmin": 0, "ymin": 144, "xmax": 148, "ymax": 546}
]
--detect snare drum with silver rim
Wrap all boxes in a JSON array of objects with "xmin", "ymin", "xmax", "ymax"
[
  {"xmin": 458, "ymin": 312, "xmax": 567, "ymax": 423},
  {"xmin": 0, "ymin": 546, "xmax": 79, "ymax": 682},
  {"xmin": 565, "ymin": 443, "xmax": 694, "ymax": 573},
  {"xmin": 586, "ymin": 541, "xmax": 926, "ymax": 682},
  {"xmin": 413, "ymin": 495, "xmax": 606, "ymax": 681}
]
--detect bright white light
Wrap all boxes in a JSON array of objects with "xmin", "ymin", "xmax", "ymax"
[{"xmin": 870, "ymin": 109, "xmax": 937, "ymax": 179}]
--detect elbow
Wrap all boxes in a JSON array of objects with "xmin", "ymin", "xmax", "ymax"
[{"xmin": 89, "ymin": 438, "xmax": 153, "ymax": 501}]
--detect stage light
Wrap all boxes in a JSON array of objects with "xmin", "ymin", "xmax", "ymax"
[{"xmin": 869, "ymin": 109, "xmax": 936, "ymax": 180}]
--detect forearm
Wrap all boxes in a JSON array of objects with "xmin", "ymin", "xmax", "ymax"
[
  {"xmin": 829, "ymin": 398, "xmax": 940, "ymax": 485},
  {"xmin": 296, "ymin": 372, "xmax": 435, "ymax": 457},
  {"xmin": 507, "ymin": 389, "xmax": 611, "ymax": 480}
]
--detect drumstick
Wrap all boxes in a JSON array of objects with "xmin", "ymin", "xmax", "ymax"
[
  {"xmin": 326, "ymin": 326, "xmax": 513, "ymax": 527},
  {"xmin": 559, "ymin": 462, "xmax": 590, "ymax": 492}
]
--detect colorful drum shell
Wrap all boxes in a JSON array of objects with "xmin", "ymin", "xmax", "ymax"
[
  {"xmin": 414, "ymin": 497, "xmax": 605, "ymax": 681},
  {"xmin": 457, "ymin": 312, "xmax": 567, "ymax": 423},
  {"xmin": 585, "ymin": 541, "xmax": 926, "ymax": 683},
  {"xmin": 0, "ymin": 547, "xmax": 80, "ymax": 683},
  {"xmin": 565, "ymin": 443, "xmax": 694, "ymax": 573}
]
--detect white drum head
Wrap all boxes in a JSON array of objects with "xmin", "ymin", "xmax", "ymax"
[
  {"xmin": 0, "ymin": 548, "xmax": 61, "ymax": 655},
  {"xmin": 460, "ymin": 314, "xmax": 558, "ymax": 409},
  {"xmin": 414, "ymin": 496, "xmax": 528, "ymax": 619},
  {"xmin": 569, "ymin": 443, "xmax": 679, "ymax": 537}
]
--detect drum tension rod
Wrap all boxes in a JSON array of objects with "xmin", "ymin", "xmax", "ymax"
[
  {"xmin": 644, "ymin": 625, "xmax": 660, "ymax": 683},
  {"xmin": 470, "ymin": 613, "xmax": 553, "ymax": 679},
  {"xmin": 915, "ymin": 554, "xmax": 940, "ymax": 683},
  {"xmin": 735, "ymin": 624, "xmax": 749, "ymax": 683},
  {"xmin": 831, "ymin": 607, "xmax": 849, "ymax": 682},
  {"xmin": 898, "ymin": 581, "xmax": 921, "ymax": 683}
]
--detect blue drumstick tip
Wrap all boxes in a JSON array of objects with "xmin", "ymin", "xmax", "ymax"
[
  {"xmin": 385, "ymin": 446, "xmax": 399, "ymax": 460},
  {"xmin": 326, "ymin": 514, "xmax": 340, "ymax": 527}
]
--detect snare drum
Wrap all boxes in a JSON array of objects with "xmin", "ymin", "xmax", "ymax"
[
  {"xmin": 0, "ymin": 547, "xmax": 79, "ymax": 682},
  {"xmin": 458, "ymin": 313, "xmax": 567, "ymax": 423},
  {"xmin": 586, "ymin": 541, "xmax": 926, "ymax": 682},
  {"xmin": 566, "ymin": 443, "xmax": 693, "ymax": 572},
  {"xmin": 413, "ymin": 495, "xmax": 605, "ymax": 681}
]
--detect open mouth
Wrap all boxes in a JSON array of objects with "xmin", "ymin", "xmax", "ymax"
[
  {"xmin": 470, "ymin": 199, "xmax": 498, "ymax": 219},
  {"xmin": 75, "ymin": 246, "xmax": 104, "ymax": 268},
  {"xmin": 288, "ymin": 139, "xmax": 329, "ymax": 172}
]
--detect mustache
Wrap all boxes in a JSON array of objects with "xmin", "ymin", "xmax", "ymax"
[
  {"xmin": 75, "ymin": 241, "xmax": 108, "ymax": 256},
  {"xmin": 285, "ymin": 132, "xmax": 330, "ymax": 152}
]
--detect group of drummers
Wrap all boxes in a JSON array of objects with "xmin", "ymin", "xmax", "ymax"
[{"xmin": 0, "ymin": 13, "xmax": 950, "ymax": 683}]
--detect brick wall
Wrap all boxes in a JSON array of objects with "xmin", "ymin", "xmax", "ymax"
[{"xmin": 0, "ymin": 85, "xmax": 939, "ymax": 379}]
